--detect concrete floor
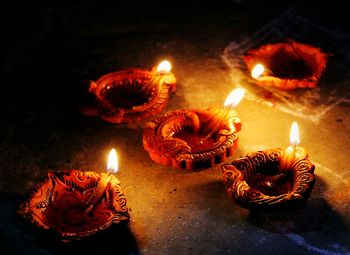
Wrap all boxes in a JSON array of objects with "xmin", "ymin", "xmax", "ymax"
[{"xmin": 1, "ymin": 0, "xmax": 350, "ymax": 254}]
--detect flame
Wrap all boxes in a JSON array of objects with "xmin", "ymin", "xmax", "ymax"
[
  {"xmin": 251, "ymin": 64, "xmax": 265, "ymax": 79},
  {"xmin": 290, "ymin": 121, "xmax": 300, "ymax": 146},
  {"xmin": 224, "ymin": 88, "xmax": 245, "ymax": 108},
  {"xmin": 157, "ymin": 60, "xmax": 172, "ymax": 73},
  {"xmin": 107, "ymin": 148, "xmax": 119, "ymax": 173}
]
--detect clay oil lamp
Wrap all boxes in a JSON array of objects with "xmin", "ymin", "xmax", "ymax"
[
  {"xmin": 18, "ymin": 149, "xmax": 129, "ymax": 242},
  {"xmin": 244, "ymin": 40, "xmax": 328, "ymax": 90},
  {"xmin": 81, "ymin": 60, "xmax": 176, "ymax": 124},
  {"xmin": 222, "ymin": 122, "xmax": 315, "ymax": 210},
  {"xmin": 143, "ymin": 88, "xmax": 245, "ymax": 170}
]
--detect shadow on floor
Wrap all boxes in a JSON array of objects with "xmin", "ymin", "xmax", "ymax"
[
  {"xmin": 37, "ymin": 222, "xmax": 139, "ymax": 255},
  {"xmin": 0, "ymin": 194, "xmax": 140, "ymax": 255},
  {"xmin": 240, "ymin": 176, "xmax": 350, "ymax": 235}
]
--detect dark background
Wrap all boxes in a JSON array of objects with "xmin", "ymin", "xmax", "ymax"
[{"xmin": 2, "ymin": 0, "xmax": 349, "ymax": 115}]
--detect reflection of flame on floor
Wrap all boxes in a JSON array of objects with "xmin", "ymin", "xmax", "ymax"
[{"xmin": 222, "ymin": 7, "xmax": 350, "ymax": 123}]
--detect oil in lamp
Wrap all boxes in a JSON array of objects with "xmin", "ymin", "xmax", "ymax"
[
  {"xmin": 143, "ymin": 88, "xmax": 245, "ymax": 170},
  {"xmin": 18, "ymin": 149, "xmax": 129, "ymax": 241},
  {"xmin": 80, "ymin": 60, "xmax": 176, "ymax": 123},
  {"xmin": 244, "ymin": 40, "xmax": 329, "ymax": 90},
  {"xmin": 222, "ymin": 122, "xmax": 315, "ymax": 210}
]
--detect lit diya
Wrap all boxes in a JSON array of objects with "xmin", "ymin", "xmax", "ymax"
[
  {"xmin": 81, "ymin": 60, "xmax": 176, "ymax": 123},
  {"xmin": 143, "ymin": 89, "xmax": 245, "ymax": 170},
  {"xmin": 244, "ymin": 40, "xmax": 328, "ymax": 90},
  {"xmin": 18, "ymin": 149, "xmax": 129, "ymax": 242},
  {"xmin": 222, "ymin": 122, "xmax": 315, "ymax": 210}
]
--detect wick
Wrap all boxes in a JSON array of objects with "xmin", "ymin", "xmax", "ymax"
[
  {"xmin": 199, "ymin": 107, "xmax": 231, "ymax": 144},
  {"xmin": 291, "ymin": 143, "xmax": 297, "ymax": 159},
  {"xmin": 82, "ymin": 173, "xmax": 112, "ymax": 216}
]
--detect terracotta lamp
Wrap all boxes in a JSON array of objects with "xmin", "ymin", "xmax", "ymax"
[
  {"xmin": 244, "ymin": 40, "xmax": 328, "ymax": 90},
  {"xmin": 222, "ymin": 122, "xmax": 315, "ymax": 210},
  {"xmin": 143, "ymin": 89, "xmax": 244, "ymax": 170},
  {"xmin": 81, "ymin": 60, "xmax": 176, "ymax": 124},
  {"xmin": 18, "ymin": 149, "xmax": 129, "ymax": 242}
]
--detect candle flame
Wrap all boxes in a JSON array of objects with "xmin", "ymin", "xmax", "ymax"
[
  {"xmin": 157, "ymin": 60, "xmax": 172, "ymax": 73},
  {"xmin": 251, "ymin": 64, "xmax": 265, "ymax": 79},
  {"xmin": 290, "ymin": 121, "xmax": 300, "ymax": 146},
  {"xmin": 107, "ymin": 148, "xmax": 118, "ymax": 173},
  {"xmin": 224, "ymin": 88, "xmax": 245, "ymax": 108}
]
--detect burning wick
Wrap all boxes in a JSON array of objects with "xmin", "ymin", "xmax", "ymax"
[
  {"xmin": 221, "ymin": 88, "xmax": 245, "ymax": 131},
  {"xmin": 157, "ymin": 60, "xmax": 172, "ymax": 73},
  {"xmin": 224, "ymin": 88, "xmax": 245, "ymax": 110},
  {"xmin": 83, "ymin": 149, "xmax": 119, "ymax": 215},
  {"xmin": 251, "ymin": 64, "xmax": 265, "ymax": 79},
  {"xmin": 142, "ymin": 60, "xmax": 172, "ymax": 93},
  {"xmin": 200, "ymin": 88, "xmax": 245, "ymax": 143},
  {"xmin": 279, "ymin": 122, "xmax": 300, "ymax": 171},
  {"xmin": 107, "ymin": 148, "xmax": 119, "ymax": 173}
]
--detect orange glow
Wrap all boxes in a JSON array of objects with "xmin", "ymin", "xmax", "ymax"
[
  {"xmin": 157, "ymin": 60, "xmax": 172, "ymax": 73},
  {"xmin": 251, "ymin": 64, "xmax": 265, "ymax": 79},
  {"xmin": 107, "ymin": 149, "xmax": 119, "ymax": 173},
  {"xmin": 224, "ymin": 88, "xmax": 245, "ymax": 108},
  {"xmin": 290, "ymin": 121, "xmax": 300, "ymax": 146}
]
